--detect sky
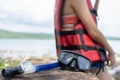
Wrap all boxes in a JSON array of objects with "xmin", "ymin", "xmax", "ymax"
[
  {"xmin": 0, "ymin": 0, "xmax": 120, "ymax": 34},
  {"xmin": 0, "ymin": 0, "xmax": 55, "ymax": 33}
]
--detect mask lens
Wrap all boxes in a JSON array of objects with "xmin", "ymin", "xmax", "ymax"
[
  {"xmin": 58, "ymin": 51, "xmax": 74, "ymax": 65},
  {"xmin": 77, "ymin": 56, "xmax": 91, "ymax": 70}
]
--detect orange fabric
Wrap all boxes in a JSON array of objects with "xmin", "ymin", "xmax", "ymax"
[{"xmin": 63, "ymin": 15, "xmax": 79, "ymax": 25}]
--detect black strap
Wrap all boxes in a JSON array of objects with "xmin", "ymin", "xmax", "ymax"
[
  {"xmin": 57, "ymin": 45, "xmax": 103, "ymax": 51},
  {"xmin": 96, "ymin": 61, "xmax": 105, "ymax": 75},
  {"xmin": 78, "ymin": 28, "xmax": 88, "ymax": 51},
  {"xmin": 90, "ymin": 9, "xmax": 98, "ymax": 16},
  {"xmin": 93, "ymin": 41, "xmax": 107, "ymax": 75}
]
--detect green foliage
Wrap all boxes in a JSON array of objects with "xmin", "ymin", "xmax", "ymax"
[
  {"xmin": 0, "ymin": 29, "xmax": 54, "ymax": 39},
  {"xmin": 0, "ymin": 59, "xmax": 5, "ymax": 68},
  {"xmin": 0, "ymin": 57, "xmax": 20, "ymax": 69}
]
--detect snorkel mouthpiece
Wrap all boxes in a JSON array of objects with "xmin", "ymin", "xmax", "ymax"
[
  {"xmin": 2, "ymin": 65, "xmax": 24, "ymax": 77},
  {"xmin": 2, "ymin": 61, "xmax": 35, "ymax": 77}
]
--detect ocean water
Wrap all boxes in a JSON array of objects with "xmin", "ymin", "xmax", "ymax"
[
  {"xmin": 98, "ymin": 24, "xmax": 120, "ymax": 53},
  {"xmin": 0, "ymin": 38, "xmax": 120, "ymax": 59},
  {"xmin": 0, "ymin": 39, "xmax": 56, "ymax": 59}
]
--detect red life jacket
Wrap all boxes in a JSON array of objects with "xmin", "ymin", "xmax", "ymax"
[{"xmin": 54, "ymin": 0, "xmax": 106, "ymax": 62}]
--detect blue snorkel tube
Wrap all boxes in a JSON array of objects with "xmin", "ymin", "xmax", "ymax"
[{"xmin": 2, "ymin": 61, "xmax": 59, "ymax": 77}]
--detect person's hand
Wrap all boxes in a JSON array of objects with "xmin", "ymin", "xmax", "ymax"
[{"xmin": 109, "ymin": 53, "xmax": 115, "ymax": 66}]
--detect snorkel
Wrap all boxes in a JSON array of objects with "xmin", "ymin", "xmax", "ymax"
[{"xmin": 2, "ymin": 61, "xmax": 59, "ymax": 77}]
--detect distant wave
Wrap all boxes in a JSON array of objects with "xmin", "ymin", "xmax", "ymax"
[{"xmin": 106, "ymin": 36, "xmax": 120, "ymax": 41}]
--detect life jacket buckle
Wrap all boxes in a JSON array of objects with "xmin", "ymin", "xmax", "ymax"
[
  {"xmin": 95, "ymin": 45, "xmax": 99, "ymax": 50},
  {"xmin": 82, "ymin": 45, "xmax": 88, "ymax": 51}
]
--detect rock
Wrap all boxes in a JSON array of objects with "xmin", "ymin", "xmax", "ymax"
[
  {"xmin": 110, "ymin": 66, "xmax": 120, "ymax": 80},
  {"xmin": 0, "ymin": 69, "xmax": 99, "ymax": 80},
  {"xmin": 113, "ymin": 71, "xmax": 120, "ymax": 80},
  {"xmin": 109, "ymin": 54, "xmax": 120, "ymax": 80},
  {"xmin": 109, "ymin": 66, "xmax": 120, "ymax": 75}
]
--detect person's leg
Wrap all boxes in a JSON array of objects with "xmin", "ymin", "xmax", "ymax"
[{"xmin": 96, "ymin": 67, "xmax": 115, "ymax": 80}]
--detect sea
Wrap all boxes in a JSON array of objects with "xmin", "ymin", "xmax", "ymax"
[
  {"xmin": 0, "ymin": 38, "xmax": 120, "ymax": 59},
  {"xmin": 0, "ymin": 39, "xmax": 56, "ymax": 59}
]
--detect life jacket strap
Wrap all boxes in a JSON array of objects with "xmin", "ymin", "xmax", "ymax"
[
  {"xmin": 93, "ymin": 42, "xmax": 109, "ymax": 74},
  {"xmin": 78, "ymin": 28, "xmax": 88, "ymax": 51},
  {"xmin": 96, "ymin": 61, "xmax": 105, "ymax": 75},
  {"xmin": 57, "ymin": 45, "xmax": 105, "ymax": 51},
  {"xmin": 90, "ymin": 9, "xmax": 98, "ymax": 16}
]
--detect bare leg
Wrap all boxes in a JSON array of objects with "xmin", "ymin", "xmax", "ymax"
[{"xmin": 96, "ymin": 67, "xmax": 115, "ymax": 80}]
